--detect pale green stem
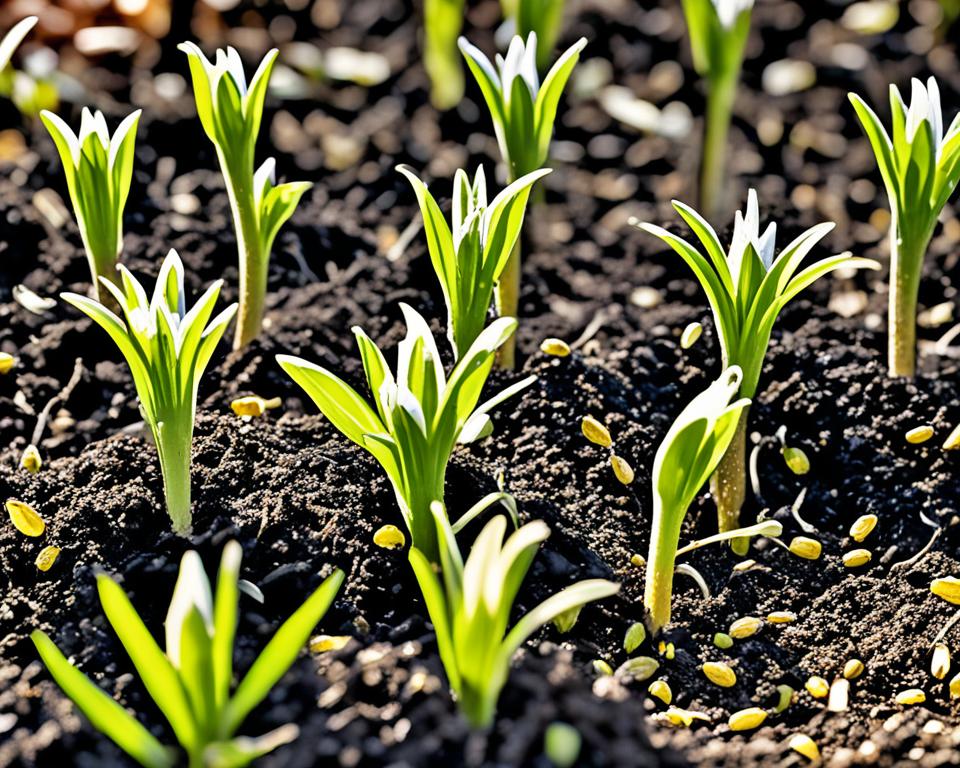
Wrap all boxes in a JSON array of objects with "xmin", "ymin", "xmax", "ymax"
[
  {"xmin": 397, "ymin": 472, "xmax": 447, "ymax": 564},
  {"xmin": 424, "ymin": 0, "xmax": 465, "ymax": 110},
  {"xmin": 153, "ymin": 417, "xmax": 194, "ymax": 536},
  {"xmin": 458, "ymin": 679, "xmax": 497, "ymax": 730},
  {"xmin": 710, "ymin": 407, "xmax": 749, "ymax": 556},
  {"xmin": 699, "ymin": 73, "xmax": 737, "ymax": 222},
  {"xmin": 495, "ymin": 238, "xmax": 521, "ymax": 370},
  {"xmin": 643, "ymin": 497, "xmax": 682, "ymax": 636},
  {"xmin": 887, "ymin": 219, "xmax": 929, "ymax": 378}
]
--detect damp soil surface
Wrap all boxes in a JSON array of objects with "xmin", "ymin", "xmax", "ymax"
[{"xmin": 2, "ymin": 0, "xmax": 960, "ymax": 766}]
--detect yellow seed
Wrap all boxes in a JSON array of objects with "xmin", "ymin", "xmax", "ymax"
[
  {"xmin": 842, "ymin": 549, "xmax": 871, "ymax": 568},
  {"xmin": 728, "ymin": 707, "xmax": 767, "ymax": 731},
  {"xmin": 703, "ymin": 661, "xmax": 737, "ymax": 687},
  {"xmin": 782, "ymin": 446, "xmax": 810, "ymax": 475},
  {"xmin": 680, "ymin": 322, "xmax": 702, "ymax": 349},
  {"xmin": 308, "ymin": 634, "xmax": 351, "ymax": 653},
  {"xmin": 372, "ymin": 524, "xmax": 405, "ymax": 550},
  {"xmin": 944, "ymin": 424, "xmax": 960, "ymax": 451},
  {"xmin": 729, "ymin": 616, "xmax": 762, "ymax": 639},
  {"xmin": 593, "ymin": 659, "xmax": 613, "ymax": 676},
  {"xmin": 657, "ymin": 707, "xmax": 710, "ymax": 727},
  {"xmin": 767, "ymin": 611, "xmax": 797, "ymax": 624},
  {"xmin": 581, "ymin": 416, "xmax": 612, "ymax": 447},
  {"xmin": 610, "ymin": 454, "xmax": 634, "ymax": 484},
  {"xmin": 788, "ymin": 734, "xmax": 821, "ymax": 762},
  {"xmin": 648, "ymin": 679, "xmax": 672, "ymax": 705},
  {"xmin": 950, "ymin": 672, "xmax": 960, "ymax": 699},
  {"xmin": 805, "ymin": 676, "xmax": 829, "ymax": 698},
  {"xmin": 895, "ymin": 688, "xmax": 925, "ymax": 705},
  {"xmin": 624, "ymin": 622, "xmax": 646, "ymax": 654},
  {"xmin": 849, "ymin": 514, "xmax": 878, "ymax": 542},
  {"xmin": 775, "ymin": 684, "xmax": 794, "ymax": 713},
  {"xmin": 843, "ymin": 659, "xmax": 864, "ymax": 679},
  {"xmin": 931, "ymin": 643, "xmax": 951, "ymax": 680},
  {"xmin": 789, "ymin": 536, "xmax": 822, "ymax": 560},
  {"xmin": 732, "ymin": 559, "xmax": 757, "ymax": 572},
  {"xmin": 6, "ymin": 499, "xmax": 44, "ymax": 537},
  {"xmin": 0, "ymin": 352, "xmax": 16, "ymax": 374},
  {"xmin": 713, "ymin": 632, "xmax": 734, "ymax": 649},
  {"xmin": 19, "ymin": 444, "xmax": 41, "ymax": 474},
  {"xmin": 540, "ymin": 338, "xmax": 571, "ymax": 357},
  {"xmin": 931, "ymin": 577, "xmax": 960, "ymax": 604},
  {"xmin": 906, "ymin": 425, "xmax": 934, "ymax": 444},
  {"xmin": 35, "ymin": 545, "xmax": 60, "ymax": 572},
  {"xmin": 617, "ymin": 656, "xmax": 659, "ymax": 681},
  {"xmin": 828, "ymin": 678, "xmax": 849, "ymax": 712},
  {"xmin": 630, "ymin": 554, "xmax": 645, "ymax": 567},
  {"xmin": 230, "ymin": 395, "xmax": 281, "ymax": 418},
  {"xmin": 657, "ymin": 641, "xmax": 675, "ymax": 660}
]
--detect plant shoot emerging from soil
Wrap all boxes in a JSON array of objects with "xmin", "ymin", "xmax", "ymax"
[
  {"xmin": 409, "ymin": 503, "xmax": 619, "ymax": 729},
  {"xmin": 681, "ymin": 0, "xmax": 753, "ymax": 219},
  {"xmin": 32, "ymin": 541, "xmax": 344, "ymax": 768},
  {"xmin": 179, "ymin": 42, "xmax": 311, "ymax": 351},
  {"xmin": 644, "ymin": 367, "xmax": 750, "ymax": 634},
  {"xmin": 277, "ymin": 303, "xmax": 534, "ymax": 561},
  {"xmin": 398, "ymin": 164, "xmax": 550, "ymax": 359},
  {"xmin": 40, "ymin": 107, "xmax": 140, "ymax": 300},
  {"xmin": 459, "ymin": 32, "xmax": 585, "ymax": 368},
  {"xmin": 423, "ymin": 0, "xmax": 465, "ymax": 110},
  {"xmin": 849, "ymin": 76, "xmax": 960, "ymax": 377},
  {"xmin": 61, "ymin": 249, "xmax": 237, "ymax": 535},
  {"xmin": 637, "ymin": 191, "xmax": 878, "ymax": 552}
]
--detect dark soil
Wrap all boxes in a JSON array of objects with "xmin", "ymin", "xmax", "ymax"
[{"xmin": 2, "ymin": 0, "xmax": 960, "ymax": 766}]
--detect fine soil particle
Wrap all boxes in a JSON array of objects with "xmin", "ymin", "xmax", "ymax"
[{"xmin": 2, "ymin": 0, "xmax": 960, "ymax": 766}]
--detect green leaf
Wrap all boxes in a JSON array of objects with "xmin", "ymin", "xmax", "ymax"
[
  {"xmin": 213, "ymin": 541, "xmax": 242, "ymax": 711},
  {"xmin": 409, "ymin": 547, "xmax": 461, "ymax": 693},
  {"xmin": 533, "ymin": 38, "xmax": 586, "ymax": 165}
]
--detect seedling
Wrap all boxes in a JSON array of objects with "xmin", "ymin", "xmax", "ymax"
[
  {"xmin": 32, "ymin": 541, "xmax": 343, "ymax": 768},
  {"xmin": 459, "ymin": 32, "xmax": 585, "ymax": 367},
  {"xmin": 504, "ymin": 0, "xmax": 566, "ymax": 71},
  {"xmin": 681, "ymin": 0, "xmax": 753, "ymax": 218},
  {"xmin": 644, "ymin": 367, "xmax": 750, "ymax": 634},
  {"xmin": 0, "ymin": 16, "xmax": 38, "ymax": 71},
  {"xmin": 40, "ymin": 107, "xmax": 140, "ymax": 300},
  {"xmin": 179, "ymin": 43, "xmax": 311, "ymax": 350},
  {"xmin": 423, "ymin": 0, "xmax": 465, "ymax": 110},
  {"xmin": 849, "ymin": 76, "xmax": 960, "ymax": 376},
  {"xmin": 397, "ymin": 164, "xmax": 550, "ymax": 358},
  {"xmin": 637, "ymin": 190, "xmax": 878, "ymax": 550},
  {"xmin": 61, "ymin": 249, "xmax": 237, "ymax": 534},
  {"xmin": 409, "ymin": 502, "xmax": 619, "ymax": 728},
  {"xmin": 277, "ymin": 303, "xmax": 535, "ymax": 561}
]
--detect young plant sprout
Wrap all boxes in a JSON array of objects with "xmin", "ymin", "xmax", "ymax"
[
  {"xmin": 61, "ymin": 249, "xmax": 237, "ymax": 535},
  {"xmin": 40, "ymin": 107, "xmax": 140, "ymax": 299},
  {"xmin": 32, "ymin": 541, "xmax": 344, "ymax": 768},
  {"xmin": 397, "ymin": 164, "xmax": 550, "ymax": 359},
  {"xmin": 179, "ymin": 43, "xmax": 311, "ymax": 350},
  {"xmin": 849, "ymin": 76, "xmax": 960, "ymax": 376},
  {"xmin": 644, "ymin": 368, "xmax": 751, "ymax": 635},
  {"xmin": 636, "ymin": 190, "xmax": 878, "ymax": 552},
  {"xmin": 459, "ymin": 32, "xmax": 585, "ymax": 368},
  {"xmin": 0, "ymin": 16, "xmax": 38, "ymax": 71},
  {"xmin": 680, "ymin": 0, "xmax": 753, "ymax": 219},
  {"xmin": 504, "ymin": 0, "xmax": 566, "ymax": 71},
  {"xmin": 423, "ymin": 0, "xmax": 465, "ymax": 110},
  {"xmin": 410, "ymin": 502, "xmax": 619, "ymax": 728},
  {"xmin": 277, "ymin": 303, "xmax": 535, "ymax": 561}
]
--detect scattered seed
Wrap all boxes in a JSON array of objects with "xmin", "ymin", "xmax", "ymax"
[
  {"xmin": 543, "ymin": 722, "xmax": 580, "ymax": 768},
  {"xmin": 610, "ymin": 454, "xmax": 634, "ymax": 484},
  {"xmin": 906, "ymin": 425, "xmax": 934, "ymax": 444},
  {"xmin": 657, "ymin": 706, "xmax": 711, "ymax": 727},
  {"xmin": 553, "ymin": 606, "xmax": 581, "ymax": 633},
  {"xmin": 728, "ymin": 707, "xmax": 767, "ymax": 731},
  {"xmin": 775, "ymin": 684, "xmax": 794, "ymax": 713},
  {"xmin": 733, "ymin": 559, "xmax": 757, "ymax": 572},
  {"xmin": 789, "ymin": 536, "xmax": 822, "ymax": 560},
  {"xmin": 788, "ymin": 734, "xmax": 821, "ymax": 762},
  {"xmin": 702, "ymin": 661, "xmax": 737, "ymax": 688},
  {"xmin": 782, "ymin": 446, "xmax": 810, "ymax": 475},
  {"xmin": 372, "ymin": 524, "xmax": 406, "ymax": 550},
  {"xmin": 895, "ymin": 688, "xmax": 926, "ymax": 705},
  {"xmin": 309, "ymin": 634, "xmax": 352, "ymax": 653},
  {"xmin": 931, "ymin": 576, "xmax": 960, "ymax": 604},
  {"xmin": 35, "ymin": 545, "xmax": 60, "ymax": 572},
  {"xmin": 680, "ymin": 322, "xmax": 702, "ymax": 349},
  {"xmin": 944, "ymin": 424, "xmax": 960, "ymax": 451},
  {"xmin": 950, "ymin": 672, "xmax": 960, "ymax": 699},
  {"xmin": 805, "ymin": 676, "xmax": 829, "ymax": 698},
  {"xmin": 581, "ymin": 416, "xmax": 612, "ymax": 447},
  {"xmin": 729, "ymin": 616, "xmax": 762, "ymax": 639},
  {"xmin": 630, "ymin": 553, "xmax": 645, "ymax": 567},
  {"xmin": 19, "ymin": 444, "xmax": 41, "ymax": 474},
  {"xmin": 828, "ymin": 678, "xmax": 849, "ymax": 712},
  {"xmin": 624, "ymin": 622, "xmax": 646, "ymax": 654},
  {"xmin": 842, "ymin": 549, "xmax": 872, "ymax": 568},
  {"xmin": 616, "ymin": 656, "xmax": 659, "ymax": 681},
  {"xmin": 540, "ymin": 338, "xmax": 571, "ymax": 357},
  {"xmin": 592, "ymin": 659, "xmax": 613, "ymax": 676},
  {"xmin": 843, "ymin": 659, "xmax": 864, "ymax": 680},
  {"xmin": 631, "ymin": 286, "xmax": 661, "ymax": 309},
  {"xmin": 713, "ymin": 632, "xmax": 734, "ymax": 649},
  {"xmin": 0, "ymin": 352, "xmax": 16, "ymax": 374},
  {"xmin": 767, "ymin": 611, "xmax": 797, "ymax": 624},
  {"xmin": 648, "ymin": 679, "xmax": 672, "ymax": 705},
  {"xmin": 658, "ymin": 641, "xmax": 675, "ymax": 660},
  {"xmin": 849, "ymin": 514, "xmax": 878, "ymax": 542},
  {"xmin": 931, "ymin": 643, "xmax": 951, "ymax": 680},
  {"xmin": 6, "ymin": 499, "xmax": 44, "ymax": 537},
  {"xmin": 230, "ymin": 395, "xmax": 281, "ymax": 418}
]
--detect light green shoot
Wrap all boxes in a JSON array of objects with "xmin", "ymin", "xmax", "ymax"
[
  {"xmin": 179, "ymin": 42, "xmax": 311, "ymax": 351},
  {"xmin": 680, "ymin": 0, "xmax": 752, "ymax": 219},
  {"xmin": 277, "ymin": 303, "xmax": 535, "ymax": 561},
  {"xmin": 459, "ymin": 32, "xmax": 585, "ymax": 368},
  {"xmin": 410, "ymin": 503, "xmax": 619, "ymax": 728},
  {"xmin": 0, "ymin": 16, "xmax": 37, "ymax": 71},
  {"xmin": 61, "ymin": 249, "xmax": 237, "ymax": 535},
  {"xmin": 397, "ymin": 164, "xmax": 550, "ymax": 359},
  {"xmin": 849, "ymin": 76, "xmax": 960, "ymax": 377},
  {"xmin": 637, "ymin": 191, "xmax": 879, "ymax": 550},
  {"xmin": 40, "ymin": 107, "xmax": 140, "ymax": 300},
  {"xmin": 424, "ymin": 0, "xmax": 466, "ymax": 110},
  {"xmin": 505, "ymin": 0, "xmax": 566, "ymax": 71},
  {"xmin": 32, "ymin": 541, "xmax": 344, "ymax": 768},
  {"xmin": 645, "ymin": 368, "xmax": 750, "ymax": 634}
]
